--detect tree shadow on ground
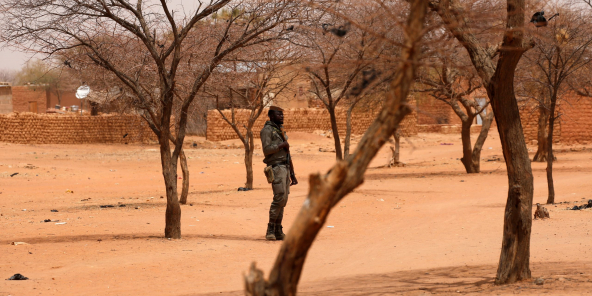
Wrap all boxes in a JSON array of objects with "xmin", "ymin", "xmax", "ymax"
[
  {"xmin": 193, "ymin": 261, "xmax": 592, "ymax": 296},
  {"xmin": 0, "ymin": 233, "xmax": 265, "ymax": 245}
]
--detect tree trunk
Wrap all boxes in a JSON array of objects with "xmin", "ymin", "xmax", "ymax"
[
  {"xmin": 460, "ymin": 118, "xmax": 477, "ymax": 173},
  {"xmin": 545, "ymin": 96, "xmax": 557, "ymax": 204},
  {"xmin": 179, "ymin": 148, "xmax": 189, "ymax": 205},
  {"xmin": 489, "ymin": 50, "xmax": 534, "ymax": 285},
  {"xmin": 470, "ymin": 110, "xmax": 494, "ymax": 173},
  {"xmin": 243, "ymin": 1, "xmax": 427, "ymax": 294},
  {"xmin": 160, "ymin": 137, "xmax": 182, "ymax": 239},
  {"xmin": 328, "ymin": 107, "xmax": 343, "ymax": 160},
  {"xmin": 533, "ymin": 104, "xmax": 549, "ymax": 162},
  {"xmin": 244, "ymin": 130, "xmax": 255, "ymax": 189},
  {"xmin": 394, "ymin": 129, "xmax": 401, "ymax": 164},
  {"xmin": 343, "ymin": 106, "xmax": 354, "ymax": 158}
]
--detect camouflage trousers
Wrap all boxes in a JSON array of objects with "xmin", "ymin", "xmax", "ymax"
[{"xmin": 269, "ymin": 164, "xmax": 290, "ymax": 223}]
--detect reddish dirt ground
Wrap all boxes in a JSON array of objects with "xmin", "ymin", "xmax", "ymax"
[{"xmin": 1, "ymin": 131, "xmax": 591, "ymax": 295}]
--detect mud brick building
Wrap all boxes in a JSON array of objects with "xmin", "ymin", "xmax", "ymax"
[{"xmin": 0, "ymin": 83, "xmax": 12, "ymax": 114}]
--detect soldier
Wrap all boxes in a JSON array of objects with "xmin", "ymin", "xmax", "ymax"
[{"xmin": 260, "ymin": 106, "xmax": 298, "ymax": 241}]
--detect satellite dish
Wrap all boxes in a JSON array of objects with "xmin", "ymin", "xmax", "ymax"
[{"xmin": 76, "ymin": 85, "xmax": 91, "ymax": 99}]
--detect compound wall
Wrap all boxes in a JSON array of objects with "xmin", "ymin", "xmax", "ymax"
[
  {"xmin": 206, "ymin": 107, "xmax": 418, "ymax": 141},
  {"xmin": 0, "ymin": 112, "xmax": 155, "ymax": 144}
]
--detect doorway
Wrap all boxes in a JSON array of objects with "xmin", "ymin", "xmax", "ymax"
[{"xmin": 28, "ymin": 101, "xmax": 38, "ymax": 113}]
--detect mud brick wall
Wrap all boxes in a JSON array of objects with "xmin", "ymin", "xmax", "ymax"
[
  {"xmin": 11, "ymin": 86, "xmax": 48, "ymax": 113},
  {"xmin": 0, "ymin": 112, "xmax": 155, "ymax": 144},
  {"xmin": 556, "ymin": 95, "xmax": 592, "ymax": 144},
  {"xmin": 0, "ymin": 85, "xmax": 12, "ymax": 114},
  {"xmin": 207, "ymin": 107, "xmax": 418, "ymax": 141}
]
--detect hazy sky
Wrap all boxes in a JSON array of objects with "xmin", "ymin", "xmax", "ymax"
[{"xmin": 0, "ymin": 0, "xmax": 206, "ymax": 71}]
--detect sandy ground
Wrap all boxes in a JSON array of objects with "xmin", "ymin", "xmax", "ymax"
[{"xmin": 1, "ymin": 131, "xmax": 591, "ymax": 296}]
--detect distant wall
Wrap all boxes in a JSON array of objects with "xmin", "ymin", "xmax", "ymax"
[
  {"xmin": 0, "ymin": 112, "xmax": 155, "ymax": 144},
  {"xmin": 0, "ymin": 84, "xmax": 12, "ymax": 114},
  {"xmin": 207, "ymin": 106, "xmax": 418, "ymax": 142}
]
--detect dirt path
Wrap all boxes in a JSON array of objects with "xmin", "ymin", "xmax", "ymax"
[{"xmin": 1, "ymin": 131, "xmax": 591, "ymax": 295}]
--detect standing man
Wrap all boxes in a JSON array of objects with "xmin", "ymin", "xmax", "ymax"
[{"xmin": 260, "ymin": 106, "xmax": 298, "ymax": 241}]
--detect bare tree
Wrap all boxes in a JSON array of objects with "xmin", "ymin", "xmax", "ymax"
[
  {"xmin": 244, "ymin": 0, "xmax": 429, "ymax": 294},
  {"xmin": 0, "ymin": 69, "xmax": 16, "ymax": 84},
  {"xmin": 301, "ymin": 3, "xmax": 386, "ymax": 160},
  {"xmin": 431, "ymin": 0, "xmax": 535, "ymax": 284},
  {"xmin": 210, "ymin": 45, "xmax": 298, "ymax": 189},
  {"xmin": 416, "ymin": 38, "xmax": 493, "ymax": 173},
  {"xmin": 1, "ymin": 0, "xmax": 296, "ymax": 239},
  {"xmin": 521, "ymin": 5, "xmax": 592, "ymax": 204}
]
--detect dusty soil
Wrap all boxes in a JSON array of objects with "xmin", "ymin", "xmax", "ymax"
[{"xmin": 1, "ymin": 131, "xmax": 591, "ymax": 296}]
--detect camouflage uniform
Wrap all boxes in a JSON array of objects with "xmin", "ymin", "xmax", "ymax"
[{"xmin": 260, "ymin": 121, "xmax": 290, "ymax": 224}]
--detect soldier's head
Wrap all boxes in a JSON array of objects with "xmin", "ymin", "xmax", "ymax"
[{"xmin": 268, "ymin": 106, "xmax": 284, "ymax": 125}]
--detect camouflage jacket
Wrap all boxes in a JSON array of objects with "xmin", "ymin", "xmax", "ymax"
[{"xmin": 260, "ymin": 121, "xmax": 288, "ymax": 165}]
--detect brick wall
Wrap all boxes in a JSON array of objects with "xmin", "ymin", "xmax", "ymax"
[
  {"xmin": 554, "ymin": 94, "xmax": 592, "ymax": 144},
  {"xmin": 207, "ymin": 107, "xmax": 418, "ymax": 141},
  {"xmin": 0, "ymin": 112, "xmax": 155, "ymax": 144},
  {"xmin": 0, "ymin": 84, "xmax": 12, "ymax": 114},
  {"xmin": 11, "ymin": 86, "xmax": 48, "ymax": 113}
]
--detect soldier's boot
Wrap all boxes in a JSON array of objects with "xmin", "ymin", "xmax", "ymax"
[
  {"xmin": 274, "ymin": 223, "xmax": 285, "ymax": 240},
  {"xmin": 265, "ymin": 223, "xmax": 276, "ymax": 241}
]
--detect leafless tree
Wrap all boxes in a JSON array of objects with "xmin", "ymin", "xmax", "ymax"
[
  {"xmin": 416, "ymin": 37, "xmax": 493, "ymax": 173},
  {"xmin": 520, "ymin": 4, "xmax": 592, "ymax": 204},
  {"xmin": 300, "ymin": 3, "xmax": 387, "ymax": 160},
  {"xmin": 1, "ymin": 0, "xmax": 297, "ymax": 239},
  {"xmin": 244, "ymin": 0, "xmax": 429, "ymax": 294},
  {"xmin": 209, "ymin": 44, "xmax": 299, "ymax": 189},
  {"xmin": 0, "ymin": 69, "xmax": 16, "ymax": 84},
  {"xmin": 430, "ymin": 0, "xmax": 535, "ymax": 284}
]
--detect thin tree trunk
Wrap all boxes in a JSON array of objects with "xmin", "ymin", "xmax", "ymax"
[
  {"xmin": 160, "ymin": 96, "xmax": 182, "ymax": 239},
  {"xmin": 394, "ymin": 129, "xmax": 401, "ymax": 164},
  {"xmin": 343, "ymin": 105, "xmax": 354, "ymax": 158},
  {"xmin": 243, "ymin": 1, "xmax": 427, "ymax": 294},
  {"xmin": 160, "ymin": 137, "xmax": 182, "ymax": 239},
  {"xmin": 533, "ymin": 104, "xmax": 549, "ymax": 162},
  {"xmin": 179, "ymin": 148, "xmax": 189, "ymax": 205},
  {"xmin": 328, "ymin": 107, "xmax": 343, "ymax": 160},
  {"xmin": 489, "ymin": 55, "xmax": 534, "ymax": 285},
  {"xmin": 460, "ymin": 118, "xmax": 477, "ymax": 173},
  {"xmin": 244, "ymin": 130, "xmax": 255, "ymax": 189},
  {"xmin": 545, "ymin": 96, "xmax": 557, "ymax": 204},
  {"xmin": 470, "ymin": 110, "xmax": 494, "ymax": 173}
]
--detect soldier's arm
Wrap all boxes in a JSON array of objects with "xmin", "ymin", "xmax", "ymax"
[{"xmin": 261, "ymin": 127, "xmax": 280, "ymax": 156}]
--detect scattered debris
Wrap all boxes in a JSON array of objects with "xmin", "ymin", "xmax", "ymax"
[
  {"xmin": 80, "ymin": 198, "xmax": 91, "ymax": 201},
  {"xmin": 319, "ymin": 148, "xmax": 336, "ymax": 153},
  {"xmin": 569, "ymin": 200, "xmax": 592, "ymax": 210},
  {"xmin": 11, "ymin": 242, "xmax": 29, "ymax": 246},
  {"xmin": 534, "ymin": 277, "xmax": 544, "ymax": 285},
  {"xmin": 100, "ymin": 205, "xmax": 115, "ymax": 208},
  {"xmin": 6, "ymin": 273, "xmax": 29, "ymax": 280},
  {"xmin": 238, "ymin": 187, "xmax": 252, "ymax": 192},
  {"xmin": 65, "ymin": 189, "xmax": 74, "ymax": 193},
  {"xmin": 534, "ymin": 203, "xmax": 550, "ymax": 219},
  {"xmin": 10, "ymin": 173, "xmax": 18, "ymax": 177}
]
